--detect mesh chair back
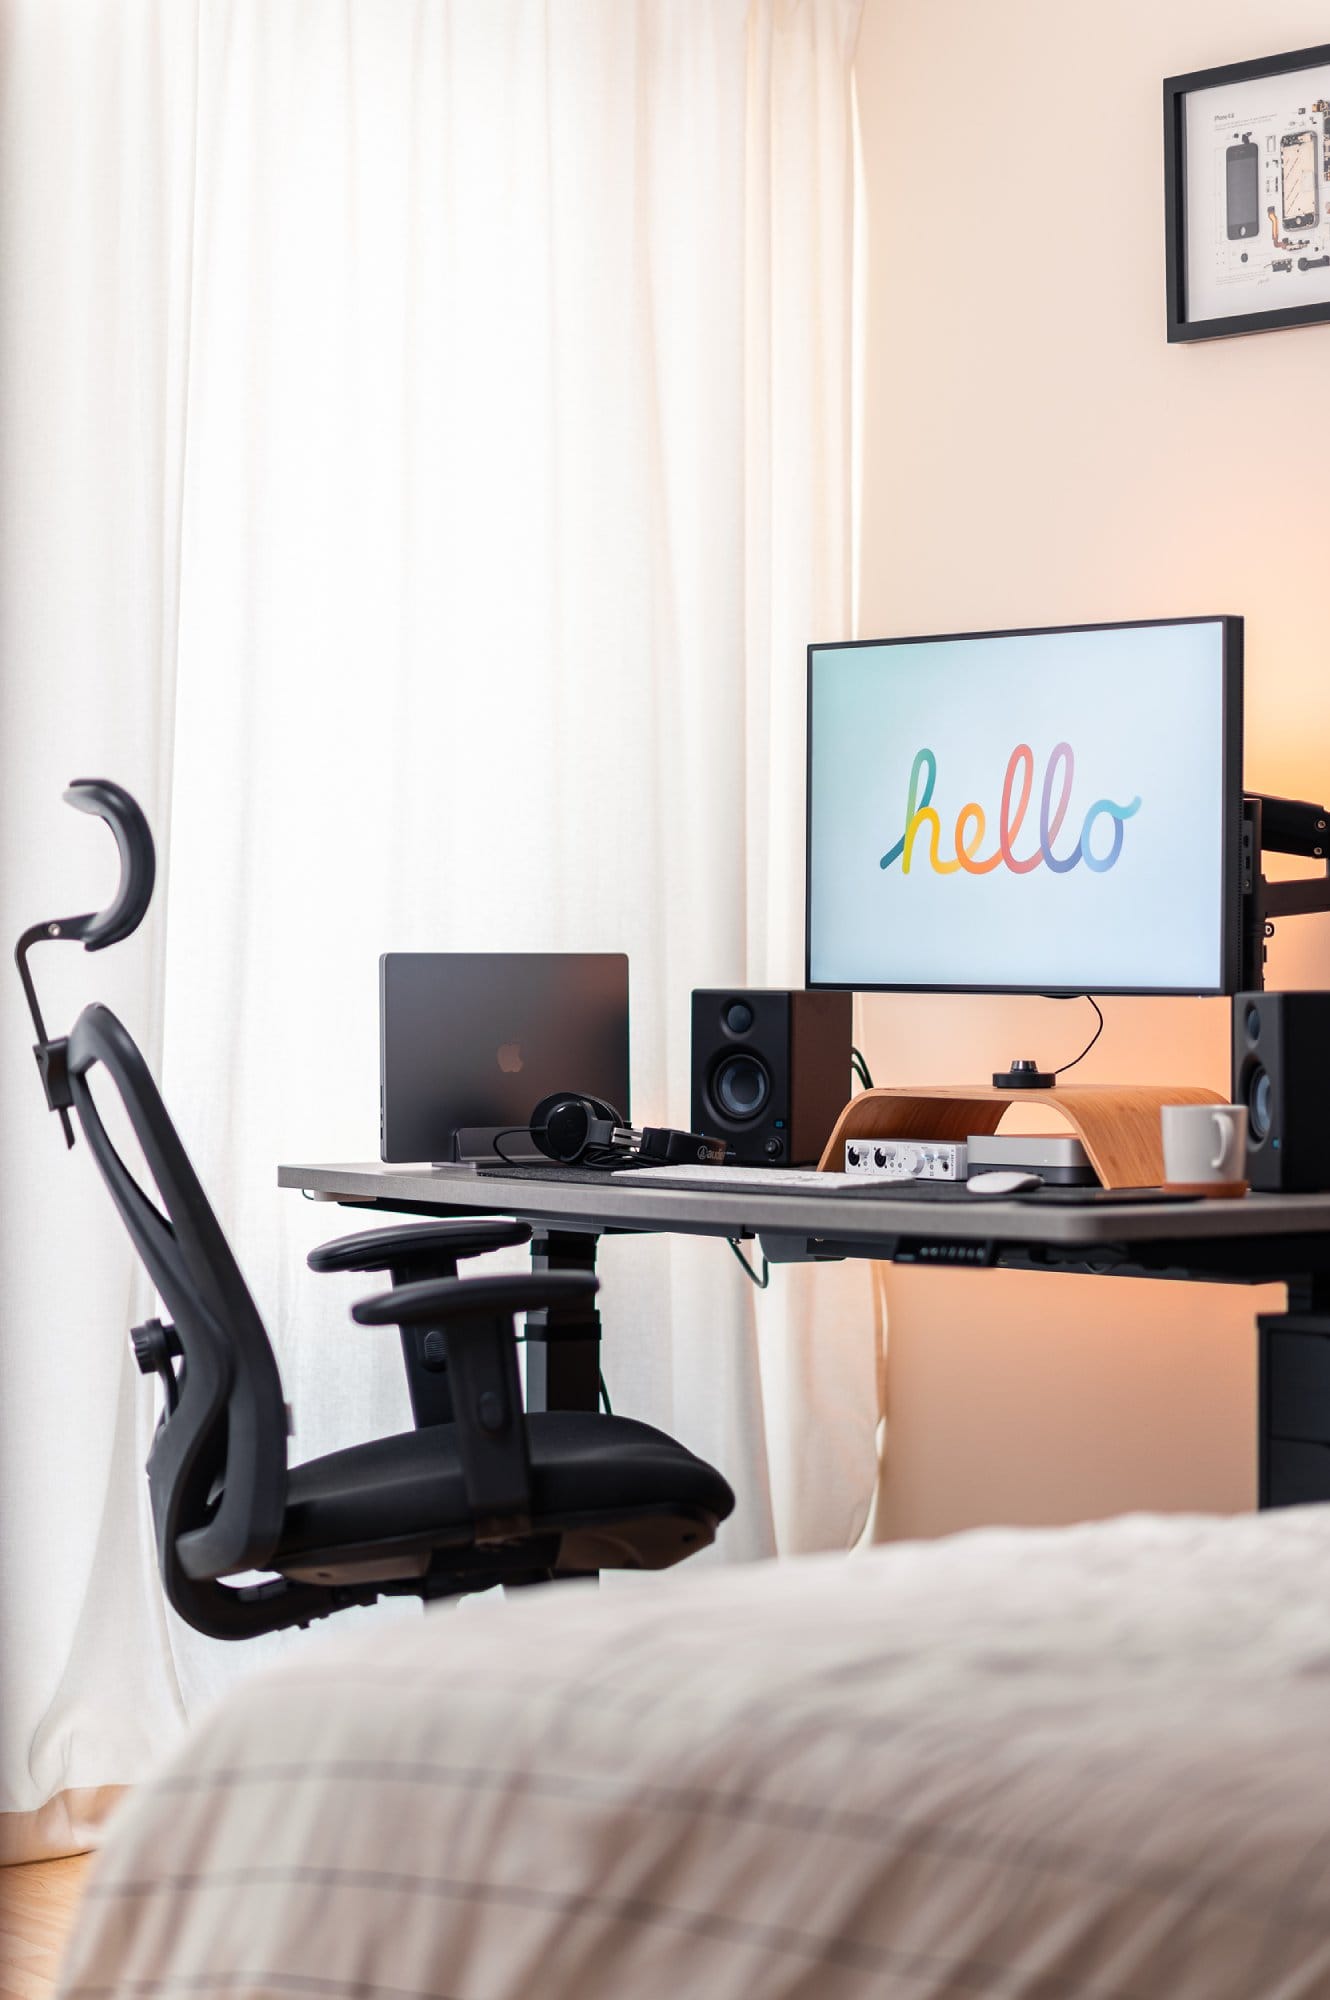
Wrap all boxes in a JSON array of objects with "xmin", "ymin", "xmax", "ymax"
[{"xmin": 65, "ymin": 1003, "xmax": 288, "ymax": 1589}]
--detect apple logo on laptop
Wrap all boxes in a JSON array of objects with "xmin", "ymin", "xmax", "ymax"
[{"xmin": 496, "ymin": 1043, "xmax": 524, "ymax": 1073}]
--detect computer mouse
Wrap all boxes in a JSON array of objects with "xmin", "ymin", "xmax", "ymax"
[{"xmin": 966, "ymin": 1170, "xmax": 1043, "ymax": 1196}]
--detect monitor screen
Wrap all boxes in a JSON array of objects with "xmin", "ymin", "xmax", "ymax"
[{"xmin": 806, "ymin": 616, "xmax": 1242, "ymax": 996}]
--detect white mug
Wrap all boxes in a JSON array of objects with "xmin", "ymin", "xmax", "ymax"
[{"xmin": 1160, "ymin": 1104, "xmax": 1247, "ymax": 1190}]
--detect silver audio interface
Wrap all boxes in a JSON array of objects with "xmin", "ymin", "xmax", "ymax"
[{"xmin": 844, "ymin": 1139, "xmax": 968, "ymax": 1181}]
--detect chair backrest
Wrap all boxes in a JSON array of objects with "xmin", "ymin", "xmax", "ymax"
[{"xmin": 65, "ymin": 1002, "xmax": 289, "ymax": 1599}]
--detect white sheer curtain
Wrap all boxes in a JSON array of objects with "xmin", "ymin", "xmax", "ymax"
[{"xmin": 0, "ymin": 0, "xmax": 869, "ymax": 1860}]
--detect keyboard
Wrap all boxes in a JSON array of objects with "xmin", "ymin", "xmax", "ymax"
[
  {"xmin": 475, "ymin": 1159, "xmax": 662, "ymax": 1184},
  {"xmin": 609, "ymin": 1166, "xmax": 873, "ymax": 1192}
]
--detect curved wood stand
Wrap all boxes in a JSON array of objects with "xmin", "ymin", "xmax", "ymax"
[{"xmin": 817, "ymin": 1083, "xmax": 1225, "ymax": 1190}]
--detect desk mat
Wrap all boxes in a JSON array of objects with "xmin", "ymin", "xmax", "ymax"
[
  {"xmin": 473, "ymin": 1161, "xmax": 664, "ymax": 1185},
  {"xmin": 472, "ymin": 1164, "xmax": 1204, "ymax": 1204}
]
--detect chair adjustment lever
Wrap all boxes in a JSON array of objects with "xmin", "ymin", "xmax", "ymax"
[
  {"xmin": 131, "ymin": 1318, "xmax": 183, "ymax": 1412},
  {"xmin": 131, "ymin": 1318, "xmax": 182, "ymax": 1370},
  {"xmin": 32, "ymin": 1036, "xmax": 73, "ymax": 1114},
  {"xmin": 477, "ymin": 1390, "xmax": 508, "ymax": 1433}
]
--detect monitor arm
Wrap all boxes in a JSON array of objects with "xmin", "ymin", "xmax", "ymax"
[{"xmin": 1242, "ymin": 793, "xmax": 1330, "ymax": 990}]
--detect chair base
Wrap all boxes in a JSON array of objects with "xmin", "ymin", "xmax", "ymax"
[{"xmin": 279, "ymin": 1503, "xmax": 720, "ymax": 1591}]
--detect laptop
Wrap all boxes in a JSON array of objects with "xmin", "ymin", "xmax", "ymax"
[{"xmin": 379, "ymin": 952, "xmax": 630, "ymax": 1163}]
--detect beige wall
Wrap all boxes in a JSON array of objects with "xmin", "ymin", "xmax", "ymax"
[{"xmin": 853, "ymin": 0, "xmax": 1330, "ymax": 1539}]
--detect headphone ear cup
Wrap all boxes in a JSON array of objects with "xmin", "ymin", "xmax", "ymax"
[
  {"xmin": 527, "ymin": 1092, "xmax": 564, "ymax": 1160},
  {"xmin": 529, "ymin": 1092, "xmax": 593, "ymax": 1163},
  {"xmin": 582, "ymin": 1097, "xmax": 624, "ymax": 1129}
]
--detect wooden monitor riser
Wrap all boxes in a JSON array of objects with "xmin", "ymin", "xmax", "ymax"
[{"xmin": 817, "ymin": 1084, "xmax": 1226, "ymax": 1190}]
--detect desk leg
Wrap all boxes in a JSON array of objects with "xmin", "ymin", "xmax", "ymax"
[
  {"xmin": 524, "ymin": 1229, "xmax": 602, "ymax": 1415},
  {"xmin": 523, "ymin": 1229, "xmax": 602, "ymax": 1590}
]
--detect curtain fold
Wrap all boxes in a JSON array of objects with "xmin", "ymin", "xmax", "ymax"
[
  {"xmin": 0, "ymin": 0, "xmax": 201, "ymax": 1863},
  {"xmin": 0, "ymin": 0, "xmax": 869, "ymax": 1857}
]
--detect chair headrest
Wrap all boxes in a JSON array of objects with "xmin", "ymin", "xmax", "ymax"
[{"xmin": 62, "ymin": 778, "xmax": 156, "ymax": 949}]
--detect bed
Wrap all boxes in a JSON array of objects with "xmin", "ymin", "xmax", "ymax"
[{"xmin": 58, "ymin": 1505, "xmax": 1330, "ymax": 1999}]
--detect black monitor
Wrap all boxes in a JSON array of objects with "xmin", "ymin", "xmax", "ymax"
[{"xmin": 805, "ymin": 615, "xmax": 1243, "ymax": 996}]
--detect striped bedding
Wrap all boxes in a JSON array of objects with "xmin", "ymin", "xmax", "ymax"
[{"xmin": 59, "ymin": 1506, "xmax": 1330, "ymax": 1999}]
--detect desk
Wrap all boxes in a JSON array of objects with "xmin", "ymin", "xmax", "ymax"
[{"xmin": 278, "ymin": 1162, "xmax": 1330, "ymax": 1509}]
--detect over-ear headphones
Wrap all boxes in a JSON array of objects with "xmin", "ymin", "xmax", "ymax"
[
  {"xmin": 498, "ymin": 1091, "xmax": 728, "ymax": 1169},
  {"xmin": 531, "ymin": 1092, "xmax": 628, "ymax": 1163}
]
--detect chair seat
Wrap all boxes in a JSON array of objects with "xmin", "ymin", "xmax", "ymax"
[{"xmin": 278, "ymin": 1413, "xmax": 734, "ymax": 1574}]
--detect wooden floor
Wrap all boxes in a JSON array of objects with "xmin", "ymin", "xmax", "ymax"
[{"xmin": 0, "ymin": 1857, "xmax": 91, "ymax": 2000}]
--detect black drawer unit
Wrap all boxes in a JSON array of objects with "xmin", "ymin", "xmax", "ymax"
[
  {"xmin": 1259, "ymin": 1313, "xmax": 1330, "ymax": 1507},
  {"xmin": 1265, "ymin": 1439, "xmax": 1330, "ymax": 1508},
  {"xmin": 1265, "ymin": 1328, "xmax": 1330, "ymax": 1441}
]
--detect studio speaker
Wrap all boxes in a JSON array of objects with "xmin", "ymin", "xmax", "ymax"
[
  {"xmin": 691, "ymin": 989, "xmax": 852, "ymax": 1165},
  {"xmin": 1232, "ymin": 990, "xmax": 1330, "ymax": 1191}
]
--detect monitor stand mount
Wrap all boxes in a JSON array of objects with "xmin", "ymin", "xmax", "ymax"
[{"xmin": 819, "ymin": 1082, "xmax": 1223, "ymax": 1188}]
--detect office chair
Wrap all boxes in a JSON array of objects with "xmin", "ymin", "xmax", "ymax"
[{"xmin": 15, "ymin": 780, "xmax": 734, "ymax": 1640}]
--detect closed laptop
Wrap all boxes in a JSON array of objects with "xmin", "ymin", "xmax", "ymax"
[{"xmin": 379, "ymin": 952, "xmax": 630, "ymax": 1162}]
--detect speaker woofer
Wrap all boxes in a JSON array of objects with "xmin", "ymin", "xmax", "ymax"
[
  {"xmin": 1247, "ymin": 1064, "xmax": 1272, "ymax": 1144},
  {"xmin": 711, "ymin": 1052, "xmax": 770, "ymax": 1121}
]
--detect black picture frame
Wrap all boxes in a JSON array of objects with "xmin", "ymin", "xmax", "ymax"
[
  {"xmin": 804, "ymin": 616, "xmax": 1244, "ymax": 999},
  {"xmin": 1165, "ymin": 43, "xmax": 1330, "ymax": 342}
]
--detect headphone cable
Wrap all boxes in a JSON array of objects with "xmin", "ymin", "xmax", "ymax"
[
  {"xmin": 491, "ymin": 1125, "xmax": 547, "ymax": 1166},
  {"xmin": 491, "ymin": 1127, "xmax": 631, "ymax": 1173}
]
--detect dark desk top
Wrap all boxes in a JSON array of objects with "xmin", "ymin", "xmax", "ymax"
[{"xmin": 278, "ymin": 1160, "xmax": 1330, "ymax": 1260}]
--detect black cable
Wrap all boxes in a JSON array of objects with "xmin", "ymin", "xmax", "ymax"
[
  {"xmin": 851, "ymin": 1045, "xmax": 874, "ymax": 1090},
  {"xmin": 598, "ymin": 1369, "xmax": 613, "ymax": 1415},
  {"xmin": 726, "ymin": 1238, "xmax": 770, "ymax": 1288},
  {"xmin": 1052, "ymin": 995, "xmax": 1104, "ymax": 1077},
  {"xmin": 491, "ymin": 1125, "xmax": 546, "ymax": 1166},
  {"xmin": 493, "ymin": 1129, "xmax": 632, "ymax": 1173}
]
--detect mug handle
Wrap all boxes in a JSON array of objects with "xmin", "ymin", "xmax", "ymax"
[{"xmin": 1211, "ymin": 1112, "xmax": 1233, "ymax": 1174}]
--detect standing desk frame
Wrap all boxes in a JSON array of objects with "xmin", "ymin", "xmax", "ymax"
[{"xmin": 279, "ymin": 1163, "xmax": 1330, "ymax": 1509}]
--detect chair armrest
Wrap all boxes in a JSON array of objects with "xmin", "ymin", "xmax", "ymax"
[
  {"xmin": 308, "ymin": 1219, "xmax": 531, "ymax": 1276},
  {"xmin": 316, "ymin": 1226, "xmax": 534, "ymax": 1436},
  {"xmin": 349, "ymin": 1273, "xmax": 598, "ymax": 1533},
  {"xmin": 351, "ymin": 1270, "xmax": 597, "ymax": 1327}
]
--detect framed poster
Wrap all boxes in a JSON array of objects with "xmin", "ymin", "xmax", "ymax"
[{"xmin": 1165, "ymin": 44, "xmax": 1330, "ymax": 341}]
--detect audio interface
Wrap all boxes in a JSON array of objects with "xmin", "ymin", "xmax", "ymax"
[{"xmin": 844, "ymin": 1139, "xmax": 967, "ymax": 1181}]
